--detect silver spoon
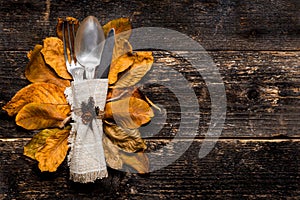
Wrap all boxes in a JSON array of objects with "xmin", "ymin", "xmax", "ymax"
[{"xmin": 74, "ymin": 16, "xmax": 105, "ymax": 79}]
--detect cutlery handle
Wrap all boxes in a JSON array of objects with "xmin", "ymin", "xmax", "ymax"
[{"xmin": 65, "ymin": 79, "xmax": 109, "ymax": 183}]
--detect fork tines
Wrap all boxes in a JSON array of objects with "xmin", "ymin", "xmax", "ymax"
[
  {"xmin": 62, "ymin": 20, "xmax": 76, "ymax": 66},
  {"xmin": 62, "ymin": 19, "xmax": 85, "ymax": 80}
]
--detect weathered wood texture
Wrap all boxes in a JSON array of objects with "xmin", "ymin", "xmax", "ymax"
[
  {"xmin": 0, "ymin": 0, "xmax": 300, "ymax": 51},
  {"xmin": 0, "ymin": 0, "xmax": 299, "ymax": 199},
  {"xmin": 1, "ymin": 51, "xmax": 300, "ymax": 138},
  {"xmin": 1, "ymin": 139, "xmax": 299, "ymax": 199}
]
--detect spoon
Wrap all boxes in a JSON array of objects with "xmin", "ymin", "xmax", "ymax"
[{"xmin": 75, "ymin": 16, "xmax": 105, "ymax": 79}]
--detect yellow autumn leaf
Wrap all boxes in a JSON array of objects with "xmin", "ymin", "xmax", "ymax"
[
  {"xmin": 120, "ymin": 152, "xmax": 149, "ymax": 174},
  {"xmin": 41, "ymin": 37, "xmax": 72, "ymax": 80},
  {"xmin": 103, "ymin": 18, "xmax": 132, "ymax": 39},
  {"xmin": 102, "ymin": 134, "xmax": 123, "ymax": 170},
  {"xmin": 24, "ymin": 129, "xmax": 54, "ymax": 160},
  {"xmin": 105, "ymin": 97, "xmax": 154, "ymax": 129},
  {"xmin": 24, "ymin": 126, "xmax": 70, "ymax": 160},
  {"xmin": 110, "ymin": 52, "xmax": 154, "ymax": 88},
  {"xmin": 3, "ymin": 82, "xmax": 67, "ymax": 116},
  {"xmin": 104, "ymin": 122, "xmax": 147, "ymax": 153},
  {"xmin": 25, "ymin": 44, "xmax": 70, "ymax": 88},
  {"xmin": 16, "ymin": 103, "xmax": 70, "ymax": 130},
  {"xmin": 35, "ymin": 128, "xmax": 70, "ymax": 172}
]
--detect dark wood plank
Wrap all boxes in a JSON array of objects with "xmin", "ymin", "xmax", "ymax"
[
  {"xmin": 0, "ymin": 139, "xmax": 299, "ymax": 199},
  {"xmin": 0, "ymin": 0, "xmax": 299, "ymax": 51},
  {"xmin": 0, "ymin": 0, "xmax": 299, "ymax": 199},
  {"xmin": 1, "ymin": 51, "xmax": 299, "ymax": 138}
]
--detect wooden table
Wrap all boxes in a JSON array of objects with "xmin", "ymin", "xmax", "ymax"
[{"xmin": 1, "ymin": 0, "xmax": 299, "ymax": 199}]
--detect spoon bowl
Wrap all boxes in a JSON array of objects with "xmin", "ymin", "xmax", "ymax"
[{"xmin": 75, "ymin": 16, "xmax": 105, "ymax": 79}]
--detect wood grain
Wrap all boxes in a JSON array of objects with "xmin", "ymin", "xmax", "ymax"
[
  {"xmin": 0, "ymin": 0, "xmax": 299, "ymax": 51},
  {"xmin": 1, "ymin": 51, "xmax": 299, "ymax": 138},
  {"xmin": 0, "ymin": 139, "xmax": 299, "ymax": 199},
  {"xmin": 0, "ymin": 0, "xmax": 299, "ymax": 199}
]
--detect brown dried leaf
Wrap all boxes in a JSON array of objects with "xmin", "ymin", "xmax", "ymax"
[
  {"xmin": 120, "ymin": 152, "xmax": 149, "ymax": 174},
  {"xmin": 103, "ymin": 18, "xmax": 132, "ymax": 62},
  {"xmin": 105, "ymin": 97, "xmax": 154, "ymax": 129},
  {"xmin": 3, "ymin": 82, "xmax": 67, "ymax": 116},
  {"xmin": 103, "ymin": 18, "xmax": 132, "ymax": 40},
  {"xmin": 113, "ymin": 38, "xmax": 132, "ymax": 62},
  {"xmin": 35, "ymin": 128, "xmax": 70, "ymax": 172},
  {"xmin": 109, "ymin": 53, "xmax": 135, "ymax": 85},
  {"xmin": 41, "ymin": 37, "xmax": 72, "ymax": 80},
  {"xmin": 104, "ymin": 122, "xmax": 147, "ymax": 153},
  {"xmin": 102, "ymin": 134, "xmax": 123, "ymax": 169},
  {"xmin": 111, "ymin": 52, "xmax": 154, "ymax": 88},
  {"xmin": 25, "ymin": 44, "xmax": 70, "ymax": 87},
  {"xmin": 16, "ymin": 103, "xmax": 70, "ymax": 130}
]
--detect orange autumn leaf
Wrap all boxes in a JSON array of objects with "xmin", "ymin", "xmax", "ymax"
[
  {"xmin": 107, "ymin": 87, "xmax": 147, "ymax": 102},
  {"xmin": 35, "ymin": 128, "xmax": 70, "ymax": 172},
  {"xmin": 16, "ymin": 103, "xmax": 70, "ymax": 130},
  {"xmin": 104, "ymin": 122, "xmax": 147, "ymax": 153},
  {"xmin": 41, "ymin": 37, "xmax": 72, "ymax": 80},
  {"xmin": 125, "ymin": 88, "xmax": 162, "ymax": 112},
  {"xmin": 109, "ymin": 53, "xmax": 135, "ymax": 85},
  {"xmin": 120, "ymin": 151, "xmax": 149, "ymax": 174},
  {"xmin": 110, "ymin": 52, "xmax": 154, "ymax": 88},
  {"xmin": 3, "ymin": 82, "xmax": 67, "ymax": 116},
  {"xmin": 103, "ymin": 18, "xmax": 132, "ymax": 39},
  {"xmin": 105, "ymin": 97, "xmax": 154, "ymax": 129},
  {"xmin": 25, "ymin": 44, "xmax": 70, "ymax": 88}
]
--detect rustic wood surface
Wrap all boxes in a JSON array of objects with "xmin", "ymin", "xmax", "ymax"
[{"xmin": 0, "ymin": 0, "xmax": 299, "ymax": 199}]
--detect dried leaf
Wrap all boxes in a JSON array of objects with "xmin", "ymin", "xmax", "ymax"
[
  {"xmin": 113, "ymin": 38, "xmax": 132, "ymax": 62},
  {"xmin": 105, "ymin": 97, "xmax": 154, "ymax": 129},
  {"xmin": 111, "ymin": 52, "xmax": 154, "ymax": 88},
  {"xmin": 107, "ymin": 87, "xmax": 145, "ymax": 102},
  {"xmin": 109, "ymin": 53, "xmax": 135, "ymax": 85},
  {"xmin": 106, "ymin": 87, "xmax": 127, "ymax": 101},
  {"xmin": 103, "ymin": 18, "xmax": 132, "ymax": 62},
  {"xmin": 104, "ymin": 122, "xmax": 147, "ymax": 152},
  {"xmin": 24, "ymin": 129, "xmax": 54, "ymax": 160},
  {"xmin": 131, "ymin": 88, "xmax": 162, "ymax": 112},
  {"xmin": 103, "ymin": 18, "xmax": 132, "ymax": 40},
  {"xmin": 102, "ymin": 134, "xmax": 123, "ymax": 169},
  {"xmin": 24, "ymin": 126, "xmax": 70, "ymax": 160},
  {"xmin": 120, "ymin": 152, "xmax": 149, "ymax": 173},
  {"xmin": 16, "ymin": 103, "xmax": 70, "ymax": 130},
  {"xmin": 25, "ymin": 44, "xmax": 70, "ymax": 87},
  {"xmin": 35, "ymin": 128, "xmax": 70, "ymax": 172},
  {"xmin": 3, "ymin": 82, "xmax": 67, "ymax": 116},
  {"xmin": 41, "ymin": 37, "xmax": 72, "ymax": 80}
]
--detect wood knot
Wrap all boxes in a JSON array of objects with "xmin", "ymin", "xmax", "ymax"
[{"xmin": 247, "ymin": 87, "xmax": 260, "ymax": 100}]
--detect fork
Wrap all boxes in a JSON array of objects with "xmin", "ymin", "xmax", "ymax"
[{"xmin": 62, "ymin": 20, "xmax": 84, "ymax": 81}]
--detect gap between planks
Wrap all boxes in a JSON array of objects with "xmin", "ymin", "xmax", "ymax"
[{"xmin": 1, "ymin": 137, "xmax": 300, "ymax": 143}]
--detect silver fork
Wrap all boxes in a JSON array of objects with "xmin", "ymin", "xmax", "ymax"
[{"xmin": 62, "ymin": 20, "xmax": 84, "ymax": 81}]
